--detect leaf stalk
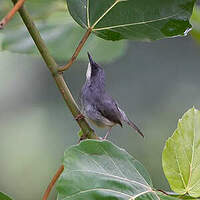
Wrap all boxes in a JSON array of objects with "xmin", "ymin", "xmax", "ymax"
[
  {"xmin": 58, "ymin": 28, "xmax": 92, "ymax": 72},
  {"xmin": 42, "ymin": 165, "xmax": 64, "ymax": 200},
  {"xmin": 0, "ymin": 0, "xmax": 26, "ymax": 29}
]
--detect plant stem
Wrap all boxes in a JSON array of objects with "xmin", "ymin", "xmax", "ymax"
[
  {"xmin": 54, "ymin": 74, "xmax": 97, "ymax": 139},
  {"xmin": 58, "ymin": 28, "xmax": 92, "ymax": 72},
  {"xmin": 9, "ymin": 2, "xmax": 98, "ymax": 199},
  {"xmin": 0, "ymin": 0, "xmax": 26, "ymax": 29},
  {"xmin": 11, "ymin": 0, "xmax": 57, "ymax": 75},
  {"xmin": 42, "ymin": 165, "xmax": 64, "ymax": 200},
  {"xmin": 11, "ymin": 0, "xmax": 98, "ymax": 140},
  {"xmin": 155, "ymin": 189, "xmax": 169, "ymax": 196}
]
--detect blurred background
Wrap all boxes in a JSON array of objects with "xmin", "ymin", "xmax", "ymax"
[{"xmin": 1, "ymin": 1, "xmax": 200, "ymax": 200}]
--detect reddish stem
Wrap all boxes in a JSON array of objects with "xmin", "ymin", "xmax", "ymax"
[
  {"xmin": 42, "ymin": 165, "xmax": 64, "ymax": 200},
  {"xmin": 0, "ymin": 0, "xmax": 26, "ymax": 29},
  {"xmin": 58, "ymin": 28, "xmax": 92, "ymax": 72}
]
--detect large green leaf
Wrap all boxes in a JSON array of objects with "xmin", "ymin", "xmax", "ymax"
[
  {"xmin": 57, "ymin": 140, "xmax": 161, "ymax": 200},
  {"xmin": 162, "ymin": 107, "xmax": 200, "ymax": 198},
  {"xmin": 0, "ymin": 192, "xmax": 13, "ymax": 200},
  {"xmin": 67, "ymin": 0, "xmax": 196, "ymax": 41},
  {"xmin": 0, "ymin": 0, "xmax": 126, "ymax": 62}
]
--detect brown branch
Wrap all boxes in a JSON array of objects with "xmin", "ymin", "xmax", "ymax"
[
  {"xmin": 58, "ymin": 28, "xmax": 92, "ymax": 72},
  {"xmin": 42, "ymin": 165, "xmax": 64, "ymax": 200},
  {"xmin": 0, "ymin": 0, "xmax": 26, "ymax": 29}
]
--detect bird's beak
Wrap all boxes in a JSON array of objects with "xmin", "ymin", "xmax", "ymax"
[{"xmin": 87, "ymin": 52, "xmax": 95, "ymax": 65}]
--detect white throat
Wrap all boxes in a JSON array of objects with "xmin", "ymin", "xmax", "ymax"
[{"xmin": 86, "ymin": 62, "xmax": 91, "ymax": 80}]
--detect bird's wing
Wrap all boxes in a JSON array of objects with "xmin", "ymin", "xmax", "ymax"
[{"xmin": 96, "ymin": 95, "xmax": 122, "ymax": 127}]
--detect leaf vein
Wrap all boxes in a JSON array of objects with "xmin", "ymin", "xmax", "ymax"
[
  {"xmin": 175, "ymin": 146, "xmax": 187, "ymax": 189},
  {"xmin": 62, "ymin": 188, "xmax": 133, "ymax": 199},
  {"xmin": 68, "ymin": 169, "xmax": 151, "ymax": 189},
  {"xmin": 98, "ymin": 144, "xmax": 127, "ymax": 178},
  {"xmin": 93, "ymin": 13, "xmax": 180, "ymax": 31},
  {"xmin": 87, "ymin": 0, "xmax": 90, "ymax": 27},
  {"xmin": 91, "ymin": 0, "xmax": 120, "ymax": 29},
  {"xmin": 74, "ymin": 148, "xmax": 107, "ymax": 172}
]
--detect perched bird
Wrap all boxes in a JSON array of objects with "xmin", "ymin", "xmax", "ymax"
[{"xmin": 80, "ymin": 52, "xmax": 144, "ymax": 139}]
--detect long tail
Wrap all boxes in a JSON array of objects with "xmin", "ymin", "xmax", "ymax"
[
  {"xmin": 118, "ymin": 107, "xmax": 144, "ymax": 138},
  {"xmin": 126, "ymin": 120, "xmax": 144, "ymax": 138}
]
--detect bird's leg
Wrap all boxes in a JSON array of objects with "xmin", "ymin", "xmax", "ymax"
[
  {"xmin": 75, "ymin": 114, "xmax": 85, "ymax": 121},
  {"xmin": 103, "ymin": 127, "xmax": 112, "ymax": 140}
]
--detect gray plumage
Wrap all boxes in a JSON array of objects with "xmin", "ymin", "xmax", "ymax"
[{"xmin": 80, "ymin": 52, "xmax": 144, "ymax": 139}]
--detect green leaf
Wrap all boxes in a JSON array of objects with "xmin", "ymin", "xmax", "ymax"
[
  {"xmin": 162, "ymin": 107, "xmax": 200, "ymax": 198},
  {"xmin": 67, "ymin": 0, "xmax": 196, "ymax": 41},
  {"xmin": 0, "ymin": 192, "xmax": 13, "ymax": 200},
  {"xmin": 0, "ymin": 0, "xmax": 127, "ymax": 62},
  {"xmin": 157, "ymin": 193, "xmax": 186, "ymax": 200},
  {"xmin": 159, "ymin": 192, "xmax": 198, "ymax": 200},
  {"xmin": 133, "ymin": 193, "xmax": 182, "ymax": 200},
  {"xmin": 57, "ymin": 140, "xmax": 161, "ymax": 200},
  {"xmin": 190, "ymin": 6, "xmax": 200, "ymax": 44}
]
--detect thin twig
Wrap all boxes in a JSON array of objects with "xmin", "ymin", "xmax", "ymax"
[
  {"xmin": 42, "ymin": 165, "xmax": 64, "ymax": 200},
  {"xmin": 58, "ymin": 28, "xmax": 92, "ymax": 72},
  {"xmin": 155, "ymin": 189, "xmax": 170, "ymax": 196},
  {"xmin": 0, "ymin": 0, "xmax": 26, "ymax": 29}
]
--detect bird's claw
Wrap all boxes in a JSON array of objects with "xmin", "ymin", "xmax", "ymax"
[{"xmin": 75, "ymin": 114, "xmax": 85, "ymax": 121}]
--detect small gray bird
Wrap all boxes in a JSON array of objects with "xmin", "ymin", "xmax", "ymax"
[{"xmin": 80, "ymin": 52, "xmax": 144, "ymax": 139}]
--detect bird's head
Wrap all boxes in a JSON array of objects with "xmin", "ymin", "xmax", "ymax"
[{"xmin": 86, "ymin": 52, "xmax": 104, "ymax": 81}]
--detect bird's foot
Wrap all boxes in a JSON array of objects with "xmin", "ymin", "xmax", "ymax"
[
  {"xmin": 75, "ymin": 114, "xmax": 85, "ymax": 121},
  {"xmin": 78, "ymin": 134, "xmax": 88, "ymax": 143},
  {"xmin": 102, "ymin": 136, "xmax": 107, "ymax": 140},
  {"xmin": 102, "ymin": 128, "xmax": 112, "ymax": 140}
]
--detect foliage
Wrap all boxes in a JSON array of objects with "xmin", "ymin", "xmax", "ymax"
[
  {"xmin": 0, "ymin": 192, "xmax": 13, "ymax": 200},
  {"xmin": 0, "ymin": 0, "xmax": 127, "ymax": 62},
  {"xmin": 57, "ymin": 140, "xmax": 155, "ymax": 200},
  {"xmin": 67, "ymin": 0, "xmax": 196, "ymax": 41},
  {"xmin": 190, "ymin": 6, "xmax": 200, "ymax": 44},
  {"xmin": 56, "ymin": 108, "xmax": 200, "ymax": 200},
  {"xmin": 163, "ymin": 107, "xmax": 200, "ymax": 198},
  {"xmin": 1, "ymin": 0, "xmax": 200, "ymax": 200}
]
